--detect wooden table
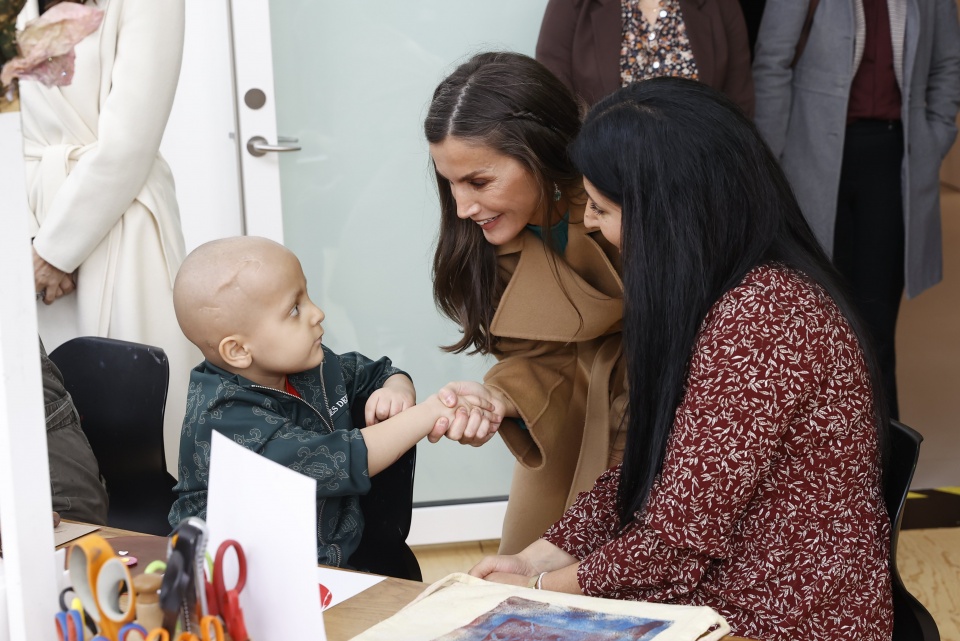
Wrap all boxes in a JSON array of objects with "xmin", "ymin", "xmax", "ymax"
[
  {"xmin": 323, "ymin": 576, "xmax": 425, "ymax": 640},
  {"xmin": 88, "ymin": 525, "xmax": 752, "ymax": 641}
]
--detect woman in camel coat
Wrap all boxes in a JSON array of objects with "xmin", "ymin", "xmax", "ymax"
[
  {"xmin": 426, "ymin": 52, "xmax": 626, "ymax": 553},
  {"xmin": 19, "ymin": 0, "xmax": 198, "ymax": 474}
]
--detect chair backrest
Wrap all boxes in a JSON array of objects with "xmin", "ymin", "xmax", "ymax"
[
  {"xmin": 48, "ymin": 336, "xmax": 174, "ymax": 536},
  {"xmin": 884, "ymin": 419, "xmax": 940, "ymax": 641},
  {"xmin": 349, "ymin": 404, "xmax": 422, "ymax": 580}
]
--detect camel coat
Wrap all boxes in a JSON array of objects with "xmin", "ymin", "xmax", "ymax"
[
  {"xmin": 485, "ymin": 208, "xmax": 625, "ymax": 553},
  {"xmin": 536, "ymin": 0, "xmax": 755, "ymax": 116},
  {"xmin": 19, "ymin": 0, "xmax": 199, "ymax": 475}
]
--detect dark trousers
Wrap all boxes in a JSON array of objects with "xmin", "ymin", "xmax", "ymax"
[
  {"xmin": 834, "ymin": 119, "xmax": 905, "ymax": 418},
  {"xmin": 40, "ymin": 339, "xmax": 109, "ymax": 524}
]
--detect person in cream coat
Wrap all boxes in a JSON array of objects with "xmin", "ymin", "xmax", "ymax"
[{"xmin": 19, "ymin": 0, "xmax": 198, "ymax": 476}]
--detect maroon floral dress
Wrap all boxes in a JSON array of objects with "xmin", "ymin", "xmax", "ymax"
[{"xmin": 543, "ymin": 265, "xmax": 893, "ymax": 641}]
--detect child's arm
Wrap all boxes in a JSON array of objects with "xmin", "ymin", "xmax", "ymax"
[
  {"xmin": 362, "ymin": 394, "xmax": 497, "ymax": 476},
  {"xmin": 364, "ymin": 373, "xmax": 416, "ymax": 425}
]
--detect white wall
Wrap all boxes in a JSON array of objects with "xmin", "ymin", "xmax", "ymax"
[
  {"xmin": 269, "ymin": 0, "xmax": 550, "ymax": 505},
  {"xmin": 160, "ymin": 0, "xmax": 243, "ymax": 252}
]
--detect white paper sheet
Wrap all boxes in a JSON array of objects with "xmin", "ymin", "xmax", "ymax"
[
  {"xmin": 316, "ymin": 566, "xmax": 386, "ymax": 610},
  {"xmin": 206, "ymin": 431, "xmax": 325, "ymax": 640}
]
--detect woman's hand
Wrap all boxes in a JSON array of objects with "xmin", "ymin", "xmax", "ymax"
[
  {"xmin": 469, "ymin": 553, "xmax": 539, "ymax": 580},
  {"xmin": 430, "ymin": 381, "xmax": 512, "ymax": 446},
  {"xmin": 33, "ymin": 247, "xmax": 73, "ymax": 304},
  {"xmin": 471, "ymin": 540, "xmax": 582, "ymax": 592}
]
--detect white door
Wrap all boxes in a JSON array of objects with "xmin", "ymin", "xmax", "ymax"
[{"xmin": 227, "ymin": 1, "xmax": 550, "ymax": 532}]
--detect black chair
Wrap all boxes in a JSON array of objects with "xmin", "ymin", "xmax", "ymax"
[
  {"xmin": 350, "ymin": 404, "xmax": 422, "ymax": 580},
  {"xmin": 49, "ymin": 336, "xmax": 175, "ymax": 536},
  {"xmin": 885, "ymin": 419, "xmax": 940, "ymax": 641}
]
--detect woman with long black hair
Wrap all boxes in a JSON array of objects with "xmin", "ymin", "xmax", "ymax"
[{"xmin": 470, "ymin": 77, "xmax": 893, "ymax": 641}]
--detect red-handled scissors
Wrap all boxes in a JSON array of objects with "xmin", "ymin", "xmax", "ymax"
[{"xmin": 208, "ymin": 540, "xmax": 248, "ymax": 641}]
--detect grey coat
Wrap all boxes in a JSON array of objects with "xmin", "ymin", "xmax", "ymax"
[{"xmin": 753, "ymin": 0, "xmax": 960, "ymax": 297}]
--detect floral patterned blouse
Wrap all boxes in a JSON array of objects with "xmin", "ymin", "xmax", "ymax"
[
  {"xmin": 543, "ymin": 265, "xmax": 893, "ymax": 641},
  {"xmin": 621, "ymin": 0, "xmax": 699, "ymax": 85}
]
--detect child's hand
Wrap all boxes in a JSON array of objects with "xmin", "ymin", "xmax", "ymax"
[
  {"xmin": 425, "ymin": 390, "xmax": 502, "ymax": 447},
  {"xmin": 364, "ymin": 374, "xmax": 416, "ymax": 425},
  {"xmin": 430, "ymin": 381, "xmax": 509, "ymax": 446}
]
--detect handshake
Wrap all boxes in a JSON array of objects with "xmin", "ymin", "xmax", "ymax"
[
  {"xmin": 426, "ymin": 381, "xmax": 512, "ymax": 447},
  {"xmin": 361, "ymin": 379, "xmax": 511, "ymax": 449}
]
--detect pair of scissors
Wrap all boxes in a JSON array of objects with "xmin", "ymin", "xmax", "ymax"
[
  {"xmin": 204, "ymin": 540, "xmax": 249, "ymax": 641},
  {"xmin": 56, "ymin": 588, "xmax": 94, "ymax": 641},
  {"xmin": 66, "ymin": 535, "xmax": 138, "ymax": 641},
  {"xmin": 118, "ymin": 624, "xmax": 150, "ymax": 640},
  {"xmin": 145, "ymin": 616, "xmax": 223, "ymax": 641},
  {"xmin": 160, "ymin": 518, "xmax": 209, "ymax": 635},
  {"xmin": 55, "ymin": 607, "xmax": 84, "ymax": 641},
  {"xmin": 58, "ymin": 621, "xmax": 146, "ymax": 641}
]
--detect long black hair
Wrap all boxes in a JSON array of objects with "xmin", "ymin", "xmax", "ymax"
[
  {"xmin": 570, "ymin": 78, "xmax": 889, "ymax": 527},
  {"xmin": 424, "ymin": 52, "xmax": 582, "ymax": 354}
]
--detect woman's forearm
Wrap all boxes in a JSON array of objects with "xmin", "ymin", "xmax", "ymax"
[
  {"xmin": 518, "ymin": 538, "xmax": 579, "ymax": 572},
  {"xmin": 538, "ymin": 561, "xmax": 583, "ymax": 595},
  {"xmin": 470, "ymin": 539, "xmax": 583, "ymax": 594}
]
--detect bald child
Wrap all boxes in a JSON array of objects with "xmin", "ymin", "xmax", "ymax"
[{"xmin": 168, "ymin": 236, "xmax": 495, "ymax": 567}]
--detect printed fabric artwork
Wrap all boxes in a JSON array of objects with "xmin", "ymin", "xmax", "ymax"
[{"xmin": 431, "ymin": 596, "xmax": 671, "ymax": 641}]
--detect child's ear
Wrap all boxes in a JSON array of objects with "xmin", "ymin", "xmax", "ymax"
[{"xmin": 219, "ymin": 335, "xmax": 253, "ymax": 370}]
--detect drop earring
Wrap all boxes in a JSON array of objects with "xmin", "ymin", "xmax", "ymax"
[{"xmin": 553, "ymin": 183, "xmax": 562, "ymax": 202}]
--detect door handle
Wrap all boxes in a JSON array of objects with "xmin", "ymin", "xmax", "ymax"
[{"xmin": 246, "ymin": 135, "xmax": 302, "ymax": 157}]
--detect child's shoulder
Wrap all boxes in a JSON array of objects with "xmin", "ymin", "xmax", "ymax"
[{"xmin": 189, "ymin": 359, "xmax": 255, "ymax": 397}]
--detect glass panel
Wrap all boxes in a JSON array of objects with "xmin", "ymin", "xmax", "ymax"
[{"xmin": 270, "ymin": 1, "xmax": 549, "ymax": 502}]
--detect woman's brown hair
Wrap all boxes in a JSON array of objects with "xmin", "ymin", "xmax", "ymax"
[{"xmin": 424, "ymin": 52, "xmax": 582, "ymax": 355}]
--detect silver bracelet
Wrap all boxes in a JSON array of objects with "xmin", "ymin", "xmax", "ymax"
[{"xmin": 534, "ymin": 571, "xmax": 548, "ymax": 590}]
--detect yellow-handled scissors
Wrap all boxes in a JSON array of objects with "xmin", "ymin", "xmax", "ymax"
[
  {"xmin": 145, "ymin": 616, "xmax": 224, "ymax": 641},
  {"xmin": 68, "ymin": 535, "xmax": 138, "ymax": 641}
]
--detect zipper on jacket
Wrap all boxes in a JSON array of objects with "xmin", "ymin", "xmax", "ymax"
[
  {"xmin": 249, "ymin": 379, "xmax": 335, "ymax": 433},
  {"xmin": 253, "ymin": 373, "xmax": 341, "ymax": 565}
]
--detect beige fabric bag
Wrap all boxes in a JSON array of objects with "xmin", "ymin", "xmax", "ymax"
[{"xmin": 351, "ymin": 573, "xmax": 730, "ymax": 641}]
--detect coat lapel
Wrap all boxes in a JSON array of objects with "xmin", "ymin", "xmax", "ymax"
[
  {"xmin": 679, "ymin": 0, "xmax": 713, "ymax": 86},
  {"xmin": 592, "ymin": 0, "xmax": 624, "ymax": 97},
  {"xmin": 491, "ymin": 219, "xmax": 622, "ymax": 343}
]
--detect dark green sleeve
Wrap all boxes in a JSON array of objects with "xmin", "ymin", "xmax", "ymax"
[
  {"xmin": 258, "ymin": 418, "xmax": 371, "ymax": 498},
  {"xmin": 177, "ymin": 377, "xmax": 371, "ymax": 498},
  {"xmin": 336, "ymin": 352, "xmax": 410, "ymax": 406}
]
